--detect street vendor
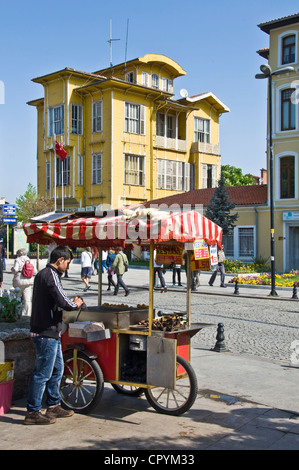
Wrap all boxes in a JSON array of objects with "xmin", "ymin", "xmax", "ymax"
[{"xmin": 24, "ymin": 246, "xmax": 84, "ymax": 425}]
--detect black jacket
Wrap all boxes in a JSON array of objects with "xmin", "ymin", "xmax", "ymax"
[{"xmin": 30, "ymin": 264, "xmax": 78, "ymax": 338}]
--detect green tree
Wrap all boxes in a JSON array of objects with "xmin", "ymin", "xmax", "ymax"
[
  {"xmin": 221, "ymin": 164, "xmax": 255, "ymax": 186},
  {"xmin": 16, "ymin": 183, "xmax": 54, "ymax": 223},
  {"xmin": 205, "ymin": 175, "xmax": 238, "ymax": 235}
]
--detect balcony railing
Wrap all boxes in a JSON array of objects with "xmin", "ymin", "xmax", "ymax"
[
  {"xmin": 155, "ymin": 135, "xmax": 187, "ymax": 152},
  {"xmin": 191, "ymin": 141, "xmax": 220, "ymax": 155}
]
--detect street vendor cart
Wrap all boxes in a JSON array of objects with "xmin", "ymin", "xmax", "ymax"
[{"xmin": 24, "ymin": 208, "xmax": 222, "ymax": 415}]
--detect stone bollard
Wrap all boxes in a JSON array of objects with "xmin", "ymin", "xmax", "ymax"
[
  {"xmin": 234, "ymin": 279, "xmax": 239, "ymax": 295},
  {"xmin": 292, "ymin": 283, "xmax": 298, "ymax": 300},
  {"xmin": 212, "ymin": 323, "xmax": 228, "ymax": 352}
]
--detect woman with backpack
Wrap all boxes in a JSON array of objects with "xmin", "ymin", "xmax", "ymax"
[{"xmin": 11, "ymin": 247, "xmax": 36, "ymax": 316}]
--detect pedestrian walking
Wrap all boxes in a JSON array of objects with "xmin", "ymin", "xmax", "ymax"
[
  {"xmin": 93, "ymin": 248, "xmax": 99, "ymax": 275},
  {"xmin": 0, "ymin": 256, "xmax": 3, "ymax": 289},
  {"xmin": 106, "ymin": 249, "xmax": 116, "ymax": 291},
  {"xmin": 80, "ymin": 247, "xmax": 93, "ymax": 291},
  {"xmin": 102, "ymin": 250, "xmax": 108, "ymax": 273},
  {"xmin": 24, "ymin": 246, "xmax": 83, "ymax": 425},
  {"xmin": 154, "ymin": 250, "xmax": 167, "ymax": 292},
  {"xmin": 0, "ymin": 241, "xmax": 6, "ymax": 270},
  {"xmin": 111, "ymin": 247, "xmax": 130, "ymax": 296},
  {"xmin": 11, "ymin": 248, "xmax": 36, "ymax": 316},
  {"xmin": 209, "ymin": 244, "xmax": 226, "ymax": 287},
  {"xmin": 172, "ymin": 263, "xmax": 182, "ymax": 286}
]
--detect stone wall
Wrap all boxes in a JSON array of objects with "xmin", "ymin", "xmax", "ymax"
[{"xmin": 1, "ymin": 325, "xmax": 35, "ymax": 401}]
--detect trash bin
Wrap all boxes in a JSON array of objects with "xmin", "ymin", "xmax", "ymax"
[{"xmin": 0, "ymin": 380, "xmax": 15, "ymax": 414}]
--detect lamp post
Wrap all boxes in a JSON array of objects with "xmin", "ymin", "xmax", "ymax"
[{"xmin": 255, "ymin": 64, "xmax": 294, "ymax": 296}]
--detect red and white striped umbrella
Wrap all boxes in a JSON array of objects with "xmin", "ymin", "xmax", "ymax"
[{"xmin": 23, "ymin": 210, "xmax": 222, "ymax": 248}]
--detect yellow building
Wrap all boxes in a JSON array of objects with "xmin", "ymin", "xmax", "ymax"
[
  {"xmin": 28, "ymin": 54, "xmax": 229, "ymax": 212},
  {"xmin": 257, "ymin": 13, "xmax": 299, "ymax": 271}
]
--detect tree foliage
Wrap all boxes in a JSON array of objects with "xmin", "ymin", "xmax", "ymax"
[
  {"xmin": 221, "ymin": 164, "xmax": 255, "ymax": 186},
  {"xmin": 205, "ymin": 175, "xmax": 238, "ymax": 235},
  {"xmin": 16, "ymin": 183, "xmax": 54, "ymax": 223}
]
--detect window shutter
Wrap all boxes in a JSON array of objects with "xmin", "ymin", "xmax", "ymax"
[
  {"xmin": 201, "ymin": 164, "xmax": 207, "ymax": 189},
  {"xmin": 212, "ymin": 164, "xmax": 218, "ymax": 187},
  {"xmin": 172, "ymin": 161, "xmax": 177, "ymax": 189},
  {"xmin": 166, "ymin": 160, "xmax": 172, "ymax": 189},
  {"xmin": 177, "ymin": 162, "xmax": 183, "ymax": 190},
  {"xmin": 140, "ymin": 105, "xmax": 145, "ymax": 135},
  {"xmin": 184, "ymin": 163, "xmax": 190, "ymax": 191}
]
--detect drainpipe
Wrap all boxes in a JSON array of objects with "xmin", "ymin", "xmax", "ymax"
[{"xmin": 254, "ymin": 205, "xmax": 258, "ymax": 259}]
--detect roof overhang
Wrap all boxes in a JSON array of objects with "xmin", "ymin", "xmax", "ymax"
[
  {"xmin": 94, "ymin": 54, "xmax": 187, "ymax": 79},
  {"xmin": 178, "ymin": 92, "xmax": 230, "ymax": 113},
  {"xmin": 258, "ymin": 12, "xmax": 299, "ymax": 34},
  {"xmin": 32, "ymin": 67, "xmax": 106, "ymax": 84}
]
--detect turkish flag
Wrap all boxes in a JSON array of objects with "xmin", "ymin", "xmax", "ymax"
[{"xmin": 55, "ymin": 141, "xmax": 67, "ymax": 161}]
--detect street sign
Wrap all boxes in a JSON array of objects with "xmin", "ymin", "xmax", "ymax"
[
  {"xmin": 3, "ymin": 204, "xmax": 16, "ymax": 216},
  {"xmin": 3, "ymin": 217, "xmax": 17, "ymax": 224}
]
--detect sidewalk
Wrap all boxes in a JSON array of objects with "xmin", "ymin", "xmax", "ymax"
[{"xmin": 1, "ymin": 259, "xmax": 299, "ymax": 450}]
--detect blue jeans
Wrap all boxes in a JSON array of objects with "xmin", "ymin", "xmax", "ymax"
[{"xmin": 27, "ymin": 337, "xmax": 64, "ymax": 412}]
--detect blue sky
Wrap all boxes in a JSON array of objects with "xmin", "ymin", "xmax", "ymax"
[{"xmin": 1, "ymin": 0, "xmax": 299, "ymax": 204}]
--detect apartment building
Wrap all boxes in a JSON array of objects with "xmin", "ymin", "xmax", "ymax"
[
  {"xmin": 257, "ymin": 12, "xmax": 299, "ymax": 271},
  {"xmin": 28, "ymin": 54, "xmax": 229, "ymax": 212}
]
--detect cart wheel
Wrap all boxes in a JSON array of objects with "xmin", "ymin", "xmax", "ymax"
[
  {"xmin": 111, "ymin": 384, "xmax": 145, "ymax": 396},
  {"xmin": 145, "ymin": 355, "xmax": 198, "ymax": 416},
  {"xmin": 60, "ymin": 352, "xmax": 104, "ymax": 414}
]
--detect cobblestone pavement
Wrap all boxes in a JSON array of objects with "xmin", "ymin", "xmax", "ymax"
[
  {"xmin": 3, "ymin": 262, "xmax": 299, "ymax": 364},
  {"xmin": 89, "ymin": 286, "xmax": 299, "ymax": 363}
]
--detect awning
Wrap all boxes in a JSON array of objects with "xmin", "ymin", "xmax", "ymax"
[{"xmin": 23, "ymin": 209, "xmax": 222, "ymax": 248}]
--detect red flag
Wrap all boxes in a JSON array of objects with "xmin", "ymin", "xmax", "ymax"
[{"xmin": 55, "ymin": 141, "xmax": 67, "ymax": 161}]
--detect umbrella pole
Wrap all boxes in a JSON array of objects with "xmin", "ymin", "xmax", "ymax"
[
  {"xmin": 186, "ymin": 250, "xmax": 191, "ymax": 327},
  {"xmin": 98, "ymin": 247, "xmax": 102, "ymax": 306},
  {"xmin": 148, "ymin": 241, "xmax": 154, "ymax": 336}
]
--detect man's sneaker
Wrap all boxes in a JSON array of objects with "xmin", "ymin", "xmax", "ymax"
[
  {"xmin": 46, "ymin": 404, "xmax": 74, "ymax": 419},
  {"xmin": 125, "ymin": 290, "xmax": 130, "ymax": 296},
  {"xmin": 24, "ymin": 411, "xmax": 56, "ymax": 425}
]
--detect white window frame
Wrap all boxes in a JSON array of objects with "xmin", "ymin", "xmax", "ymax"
[
  {"xmin": 78, "ymin": 154, "xmax": 83, "ymax": 186},
  {"xmin": 275, "ymin": 82, "xmax": 298, "ymax": 133},
  {"xmin": 126, "ymin": 71, "xmax": 134, "ymax": 83},
  {"xmin": 162, "ymin": 77, "xmax": 172, "ymax": 93},
  {"xmin": 228, "ymin": 225, "xmax": 256, "ymax": 260},
  {"xmin": 92, "ymin": 100, "xmax": 102, "ymax": 133},
  {"xmin": 141, "ymin": 72, "xmax": 149, "ymax": 87},
  {"xmin": 151, "ymin": 73, "xmax": 159, "ymax": 89},
  {"xmin": 124, "ymin": 102, "xmax": 145, "ymax": 135},
  {"xmin": 124, "ymin": 154, "xmax": 145, "ymax": 186},
  {"xmin": 201, "ymin": 163, "xmax": 218, "ymax": 188},
  {"xmin": 46, "ymin": 161, "xmax": 51, "ymax": 191},
  {"xmin": 194, "ymin": 117, "xmax": 210, "ymax": 143},
  {"xmin": 275, "ymin": 150, "xmax": 298, "ymax": 201},
  {"xmin": 48, "ymin": 105, "xmax": 64, "ymax": 136},
  {"xmin": 92, "ymin": 153, "xmax": 102, "ymax": 185},
  {"xmin": 277, "ymin": 30, "xmax": 298, "ymax": 67},
  {"xmin": 157, "ymin": 159, "xmax": 190, "ymax": 190},
  {"xmin": 71, "ymin": 104, "xmax": 83, "ymax": 135},
  {"xmin": 56, "ymin": 156, "xmax": 70, "ymax": 187}
]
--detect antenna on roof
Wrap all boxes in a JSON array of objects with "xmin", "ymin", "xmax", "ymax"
[
  {"xmin": 107, "ymin": 20, "xmax": 120, "ymax": 68},
  {"xmin": 124, "ymin": 19, "xmax": 129, "ymax": 74}
]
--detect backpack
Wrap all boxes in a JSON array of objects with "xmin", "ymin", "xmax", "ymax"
[{"xmin": 22, "ymin": 260, "xmax": 34, "ymax": 278}]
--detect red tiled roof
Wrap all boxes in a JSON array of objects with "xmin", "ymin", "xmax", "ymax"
[{"xmin": 142, "ymin": 185, "xmax": 268, "ymax": 208}]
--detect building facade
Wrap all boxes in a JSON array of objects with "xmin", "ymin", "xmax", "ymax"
[
  {"xmin": 139, "ymin": 14, "xmax": 299, "ymax": 273},
  {"xmin": 28, "ymin": 54, "xmax": 229, "ymax": 213},
  {"xmin": 257, "ymin": 13, "xmax": 299, "ymax": 272}
]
